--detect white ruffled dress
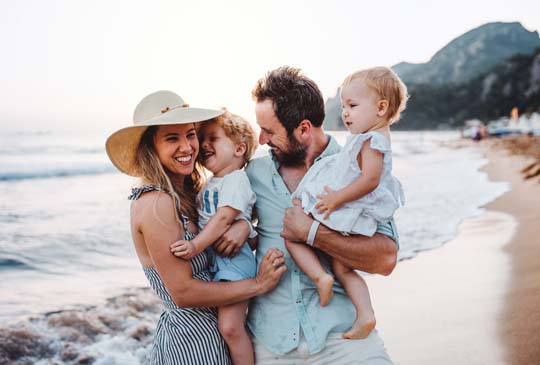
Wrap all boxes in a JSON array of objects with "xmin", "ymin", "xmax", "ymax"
[{"xmin": 292, "ymin": 131, "xmax": 404, "ymax": 236}]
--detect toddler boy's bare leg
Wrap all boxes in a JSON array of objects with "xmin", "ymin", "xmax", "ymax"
[
  {"xmin": 333, "ymin": 259, "xmax": 376, "ymax": 339},
  {"xmin": 285, "ymin": 239, "xmax": 334, "ymax": 306},
  {"xmin": 218, "ymin": 300, "xmax": 253, "ymax": 365}
]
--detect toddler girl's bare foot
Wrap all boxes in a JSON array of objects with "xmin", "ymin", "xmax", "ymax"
[
  {"xmin": 342, "ymin": 313, "xmax": 376, "ymax": 339},
  {"xmin": 314, "ymin": 274, "xmax": 334, "ymax": 306}
]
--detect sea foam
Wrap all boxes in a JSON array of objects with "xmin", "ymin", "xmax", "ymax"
[{"xmin": 0, "ymin": 288, "xmax": 159, "ymax": 365}]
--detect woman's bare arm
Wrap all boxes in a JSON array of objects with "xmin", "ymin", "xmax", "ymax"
[{"xmin": 135, "ymin": 192, "xmax": 286, "ymax": 308}]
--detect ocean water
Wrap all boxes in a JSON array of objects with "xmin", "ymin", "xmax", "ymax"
[{"xmin": 0, "ymin": 128, "xmax": 509, "ymax": 364}]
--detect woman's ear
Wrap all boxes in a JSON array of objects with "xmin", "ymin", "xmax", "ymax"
[
  {"xmin": 377, "ymin": 100, "xmax": 389, "ymax": 117},
  {"xmin": 234, "ymin": 142, "xmax": 247, "ymax": 158}
]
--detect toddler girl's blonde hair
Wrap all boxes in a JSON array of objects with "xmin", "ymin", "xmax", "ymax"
[
  {"xmin": 343, "ymin": 67, "xmax": 408, "ymax": 124},
  {"xmin": 212, "ymin": 111, "xmax": 258, "ymax": 166}
]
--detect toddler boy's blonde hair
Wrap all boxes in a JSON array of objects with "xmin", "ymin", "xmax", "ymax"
[
  {"xmin": 213, "ymin": 111, "xmax": 258, "ymax": 166},
  {"xmin": 343, "ymin": 67, "xmax": 408, "ymax": 124}
]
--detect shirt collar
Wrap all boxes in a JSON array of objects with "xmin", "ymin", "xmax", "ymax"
[{"xmin": 315, "ymin": 134, "xmax": 340, "ymax": 162}]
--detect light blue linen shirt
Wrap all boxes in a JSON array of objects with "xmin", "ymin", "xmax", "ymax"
[{"xmin": 246, "ymin": 135, "xmax": 399, "ymax": 355}]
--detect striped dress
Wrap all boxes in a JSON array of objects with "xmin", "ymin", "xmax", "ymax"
[{"xmin": 130, "ymin": 185, "xmax": 231, "ymax": 365}]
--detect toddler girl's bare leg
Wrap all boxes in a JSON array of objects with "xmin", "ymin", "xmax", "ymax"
[
  {"xmin": 333, "ymin": 259, "xmax": 376, "ymax": 339},
  {"xmin": 285, "ymin": 240, "xmax": 334, "ymax": 306},
  {"xmin": 218, "ymin": 300, "xmax": 253, "ymax": 365}
]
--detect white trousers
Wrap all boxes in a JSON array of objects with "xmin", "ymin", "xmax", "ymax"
[{"xmin": 254, "ymin": 330, "xmax": 394, "ymax": 365}]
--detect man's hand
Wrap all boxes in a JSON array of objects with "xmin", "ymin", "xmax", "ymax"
[
  {"xmin": 170, "ymin": 239, "xmax": 198, "ymax": 259},
  {"xmin": 315, "ymin": 186, "xmax": 342, "ymax": 219},
  {"xmin": 280, "ymin": 198, "xmax": 312, "ymax": 243},
  {"xmin": 214, "ymin": 219, "xmax": 250, "ymax": 257}
]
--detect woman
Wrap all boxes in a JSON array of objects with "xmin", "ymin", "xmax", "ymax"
[{"xmin": 105, "ymin": 90, "xmax": 286, "ymax": 364}]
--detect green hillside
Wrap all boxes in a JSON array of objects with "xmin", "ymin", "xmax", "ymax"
[{"xmin": 323, "ymin": 22, "xmax": 540, "ymax": 130}]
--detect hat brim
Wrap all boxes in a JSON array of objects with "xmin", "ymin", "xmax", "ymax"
[{"xmin": 106, "ymin": 107, "xmax": 224, "ymax": 177}]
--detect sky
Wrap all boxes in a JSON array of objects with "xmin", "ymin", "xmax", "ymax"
[{"xmin": 1, "ymin": 0, "xmax": 539, "ymax": 133}]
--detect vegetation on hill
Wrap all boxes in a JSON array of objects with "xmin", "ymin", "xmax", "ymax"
[{"xmin": 323, "ymin": 22, "xmax": 540, "ymax": 130}]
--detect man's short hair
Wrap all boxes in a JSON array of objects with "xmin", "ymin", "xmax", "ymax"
[{"xmin": 252, "ymin": 66, "xmax": 325, "ymax": 135}]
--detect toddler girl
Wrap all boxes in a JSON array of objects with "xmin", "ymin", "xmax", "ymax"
[
  {"xmin": 170, "ymin": 112, "xmax": 258, "ymax": 364},
  {"xmin": 288, "ymin": 66, "xmax": 407, "ymax": 339}
]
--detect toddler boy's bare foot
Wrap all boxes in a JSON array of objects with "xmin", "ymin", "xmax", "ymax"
[
  {"xmin": 342, "ymin": 314, "xmax": 376, "ymax": 339},
  {"xmin": 314, "ymin": 274, "xmax": 334, "ymax": 306}
]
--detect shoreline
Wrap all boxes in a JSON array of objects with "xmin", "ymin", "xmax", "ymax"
[
  {"xmin": 482, "ymin": 143, "xmax": 540, "ymax": 365},
  {"xmin": 2, "ymin": 133, "xmax": 537, "ymax": 364},
  {"xmin": 368, "ymin": 138, "xmax": 540, "ymax": 364}
]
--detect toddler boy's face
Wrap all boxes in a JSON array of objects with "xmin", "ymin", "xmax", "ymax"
[
  {"xmin": 340, "ymin": 79, "xmax": 380, "ymax": 134},
  {"xmin": 199, "ymin": 122, "xmax": 238, "ymax": 177}
]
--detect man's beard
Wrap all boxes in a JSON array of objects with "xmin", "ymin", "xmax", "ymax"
[{"xmin": 273, "ymin": 134, "xmax": 307, "ymax": 167}]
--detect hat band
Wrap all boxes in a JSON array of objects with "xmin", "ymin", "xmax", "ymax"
[{"xmin": 156, "ymin": 103, "xmax": 190, "ymax": 117}]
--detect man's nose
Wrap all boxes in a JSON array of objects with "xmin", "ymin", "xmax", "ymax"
[{"xmin": 259, "ymin": 131, "xmax": 269, "ymax": 145}]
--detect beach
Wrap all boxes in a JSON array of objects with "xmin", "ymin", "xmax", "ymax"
[
  {"xmin": 369, "ymin": 136, "xmax": 540, "ymax": 365},
  {"xmin": 0, "ymin": 131, "xmax": 523, "ymax": 363}
]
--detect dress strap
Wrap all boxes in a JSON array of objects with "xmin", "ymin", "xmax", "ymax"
[{"xmin": 128, "ymin": 184, "xmax": 168, "ymax": 200}]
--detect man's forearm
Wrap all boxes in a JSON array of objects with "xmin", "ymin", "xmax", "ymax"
[
  {"xmin": 280, "ymin": 202, "xmax": 398, "ymax": 275},
  {"xmin": 313, "ymin": 225, "xmax": 397, "ymax": 275}
]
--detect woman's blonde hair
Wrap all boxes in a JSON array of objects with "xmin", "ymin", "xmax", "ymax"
[
  {"xmin": 135, "ymin": 125, "xmax": 205, "ymax": 224},
  {"xmin": 343, "ymin": 66, "xmax": 409, "ymax": 124},
  {"xmin": 203, "ymin": 111, "xmax": 258, "ymax": 166}
]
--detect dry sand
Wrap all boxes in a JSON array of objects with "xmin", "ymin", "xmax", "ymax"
[{"xmin": 367, "ymin": 139, "xmax": 540, "ymax": 365}]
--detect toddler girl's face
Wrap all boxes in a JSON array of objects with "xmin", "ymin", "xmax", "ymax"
[
  {"xmin": 199, "ymin": 122, "xmax": 238, "ymax": 177},
  {"xmin": 340, "ymin": 79, "xmax": 380, "ymax": 134}
]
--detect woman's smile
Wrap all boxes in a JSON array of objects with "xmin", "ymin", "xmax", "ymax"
[{"xmin": 174, "ymin": 154, "xmax": 194, "ymax": 164}]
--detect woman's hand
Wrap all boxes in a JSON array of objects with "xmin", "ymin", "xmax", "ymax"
[
  {"xmin": 255, "ymin": 248, "xmax": 287, "ymax": 294},
  {"xmin": 214, "ymin": 219, "xmax": 251, "ymax": 257},
  {"xmin": 170, "ymin": 239, "xmax": 198, "ymax": 259}
]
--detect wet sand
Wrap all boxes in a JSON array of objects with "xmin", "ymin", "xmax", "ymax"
[
  {"xmin": 368, "ymin": 140, "xmax": 540, "ymax": 364},
  {"xmin": 483, "ymin": 146, "xmax": 540, "ymax": 365}
]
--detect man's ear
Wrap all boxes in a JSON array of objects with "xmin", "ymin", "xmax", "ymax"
[
  {"xmin": 377, "ymin": 100, "xmax": 389, "ymax": 117},
  {"xmin": 296, "ymin": 119, "xmax": 312, "ymax": 141},
  {"xmin": 234, "ymin": 142, "xmax": 247, "ymax": 158}
]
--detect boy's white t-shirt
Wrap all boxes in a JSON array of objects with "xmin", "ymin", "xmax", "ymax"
[{"xmin": 196, "ymin": 169, "xmax": 256, "ymax": 230}]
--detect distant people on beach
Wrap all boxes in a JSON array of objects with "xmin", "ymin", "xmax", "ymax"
[
  {"xmin": 169, "ymin": 112, "xmax": 259, "ymax": 365},
  {"xmin": 289, "ymin": 66, "xmax": 407, "ymax": 339},
  {"xmin": 105, "ymin": 91, "xmax": 286, "ymax": 365},
  {"xmin": 244, "ymin": 66, "xmax": 399, "ymax": 363}
]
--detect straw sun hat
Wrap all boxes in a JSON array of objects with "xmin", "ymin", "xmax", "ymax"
[{"xmin": 106, "ymin": 90, "xmax": 224, "ymax": 177}]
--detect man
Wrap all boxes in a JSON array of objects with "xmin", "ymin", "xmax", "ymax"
[{"xmin": 245, "ymin": 66, "xmax": 398, "ymax": 364}]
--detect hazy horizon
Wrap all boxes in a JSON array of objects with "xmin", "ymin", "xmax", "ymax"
[{"xmin": 2, "ymin": 0, "xmax": 540, "ymax": 134}]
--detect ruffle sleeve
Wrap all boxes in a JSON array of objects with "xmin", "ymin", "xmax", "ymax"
[{"xmin": 344, "ymin": 132, "xmax": 391, "ymax": 173}]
